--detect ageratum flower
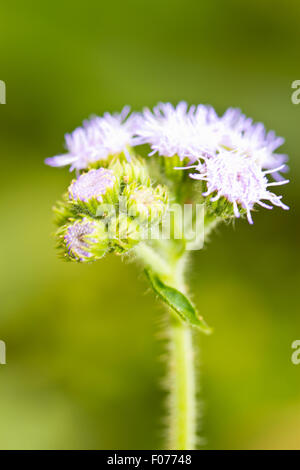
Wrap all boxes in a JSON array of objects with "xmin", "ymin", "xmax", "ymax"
[
  {"xmin": 188, "ymin": 150, "xmax": 289, "ymax": 224},
  {"xmin": 134, "ymin": 101, "xmax": 218, "ymax": 161},
  {"xmin": 45, "ymin": 106, "xmax": 137, "ymax": 171},
  {"xmin": 69, "ymin": 168, "xmax": 116, "ymax": 203},
  {"xmin": 135, "ymin": 102, "xmax": 289, "ymax": 181},
  {"xmin": 63, "ymin": 217, "xmax": 108, "ymax": 261},
  {"xmin": 211, "ymin": 108, "xmax": 288, "ymax": 179}
]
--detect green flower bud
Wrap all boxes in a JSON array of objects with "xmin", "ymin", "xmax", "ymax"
[
  {"xmin": 124, "ymin": 183, "xmax": 169, "ymax": 224},
  {"xmin": 108, "ymin": 214, "xmax": 142, "ymax": 254},
  {"xmin": 68, "ymin": 168, "xmax": 120, "ymax": 217},
  {"xmin": 57, "ymin": 217, "xmax": 109, "ymax": 262},
  {"xmin": 108, "ymin": 155, "xmax": 150, "ymax": 186}
]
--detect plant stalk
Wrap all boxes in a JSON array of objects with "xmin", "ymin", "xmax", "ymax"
[
  {"xmin": 166, "ymin": 261, "xmax": 197, "ymax": 450},
  {"xmin": 135, "ymin": 244, "xmax": 197, "ymax": 450}
]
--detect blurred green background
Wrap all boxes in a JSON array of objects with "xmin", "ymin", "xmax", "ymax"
[{"xmin": 0, "ymin": 0, "xmax": 299, "ymax": 449}]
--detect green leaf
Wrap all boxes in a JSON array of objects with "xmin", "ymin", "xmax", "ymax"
[{"xmin": 145, "ymin": 269, "xmax": 212, "ymax": 334}]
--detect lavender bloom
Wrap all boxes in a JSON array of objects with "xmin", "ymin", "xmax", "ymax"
[
  {"xmin": 69, "ymin": 168, "xmax": 116, "ymax": 202},
  {"xmin": 213, "ymin": 108, "xmax": 288, "ymax": 179},
  {"xmin": 188, "ymin": 150, "xmax": 289, "ymax": 224},
  {"xmin": 133, "ymin": 101, "xmax": 218, "ymax": 161},
  {"xmin": 64, "ymin": 219, "xmax": 98, "ymax": 260},
  {"xmin": 45, "ymin": 106, "xmax": 137, "ymax": 171},
  {"xmin": 134, "ymin": 102, "xmax": 288, "ymax": 180}
]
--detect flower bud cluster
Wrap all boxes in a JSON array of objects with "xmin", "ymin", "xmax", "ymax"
[{"xmin": 54, "ymin": 156, "xmax": 169, "ymax": 261}]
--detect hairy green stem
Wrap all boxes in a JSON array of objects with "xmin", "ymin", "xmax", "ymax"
[
  {"xmin": 134, "ymin": 242, "xmax": 171, "ymax": 278},
  {"xmin": 166, "ymin": 261, "xmax": 197, "ymax": 450},
  {"xmin": 168, "ymin": 316, "xmax": 196, "ymax": 450},
  {"xmin": 135, "ymin": 244, "xmax": 197, "ymax": 450}
]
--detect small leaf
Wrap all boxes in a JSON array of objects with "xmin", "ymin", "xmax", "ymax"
[{"xmin": 145, "ymin": 269, "xmax": 212, "ymax": 334}]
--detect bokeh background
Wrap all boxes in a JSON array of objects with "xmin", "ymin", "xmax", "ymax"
[{"xmin": 0, "ymin": 0, "xmax": 299, "ymax": 449}]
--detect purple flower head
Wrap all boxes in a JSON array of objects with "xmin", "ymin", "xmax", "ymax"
[
  {"xmin": 69, "ymin": 168, "xmax": 116, "ymax": 202},
  {"xmin": 134, "ymin": 102, "xmax": 289, "ymax": 180},
  {"xmin": 64, "ymin": 218, "xmax": 97, "ymax": 260},
  {"xmin": 133, "ymin": 101, "xmax": 218, "ymax": 161},
  {"xmin": 212, "ymin": 108, "xmax": 288, "ymax": 179},
  {"xmin": 188, "ymin": 150, "xmax": 289, "ymax": 224},
  {"xmin": 45, "ymin": 106, "xmax": 137, "ymax": 171}
]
